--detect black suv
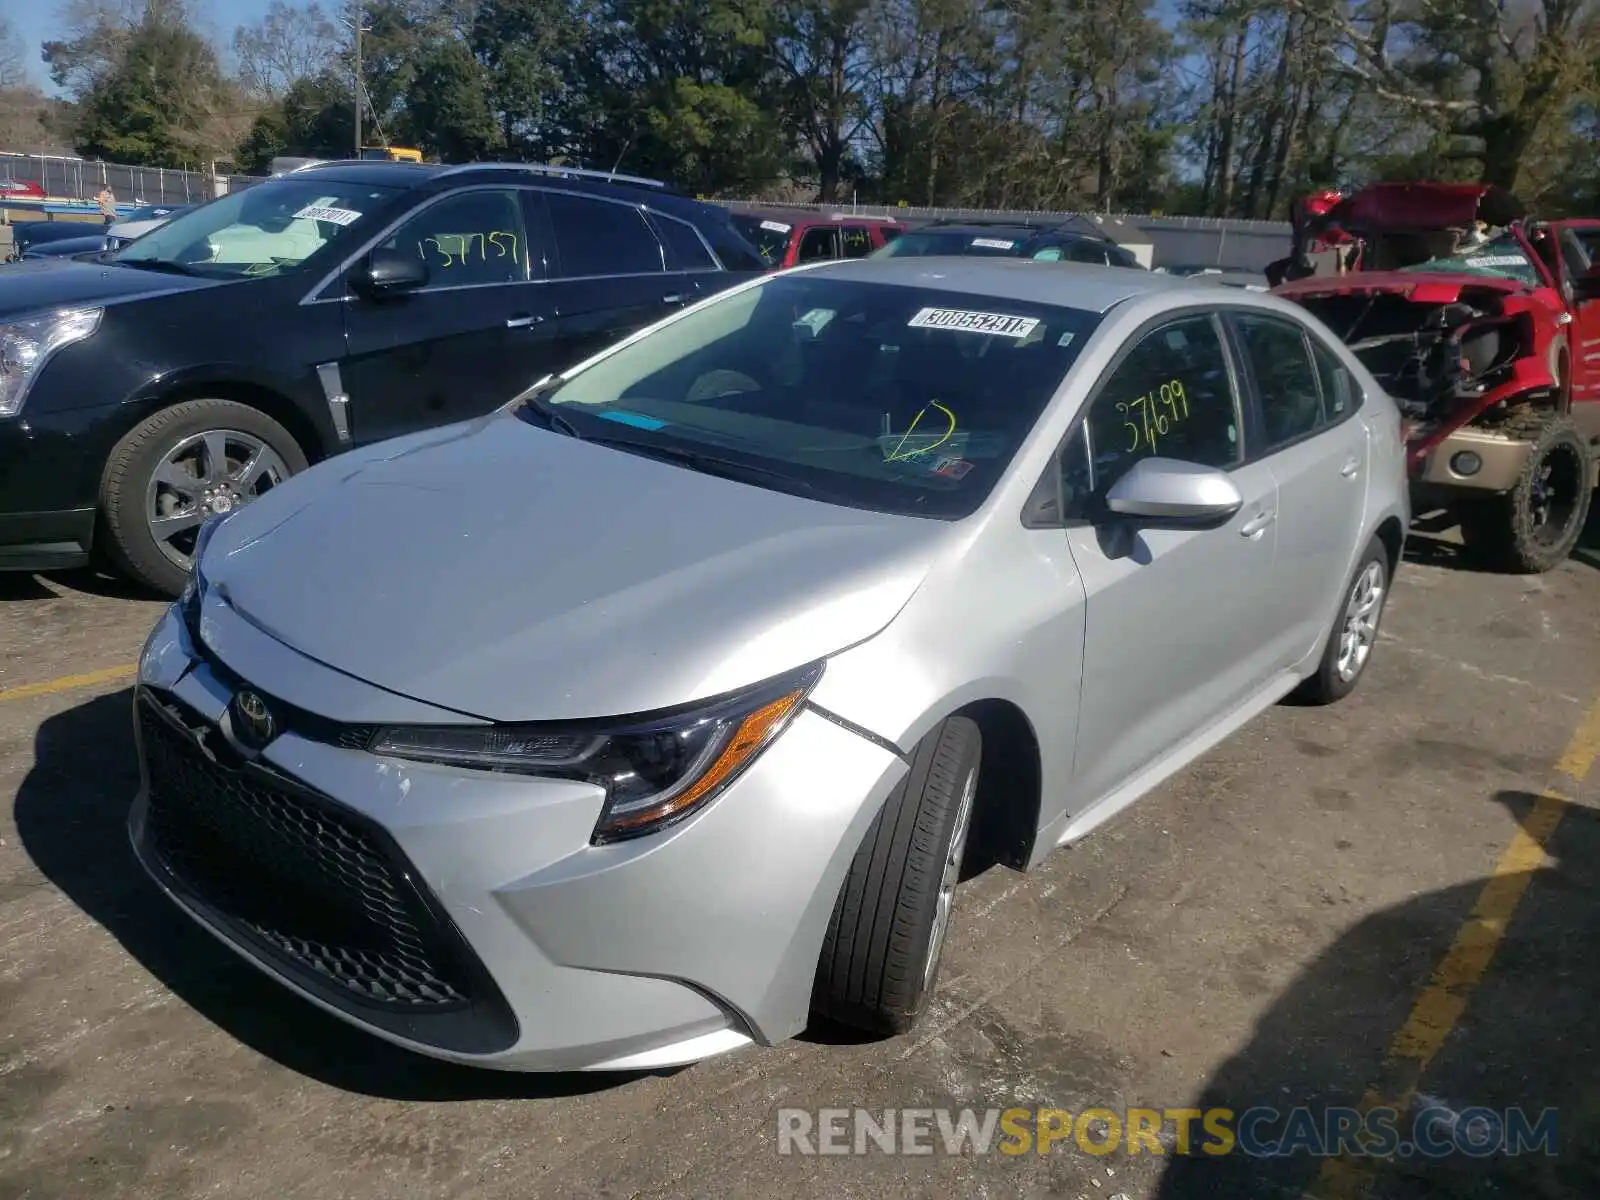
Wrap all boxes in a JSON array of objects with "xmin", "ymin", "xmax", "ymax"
[
  {"xmin": 873, "ymin": 218, "xmax": 1143, "ymax": 268},
  {"xmin": 0, "ymin": 161, "xmax": 765, "ymax": 593}
]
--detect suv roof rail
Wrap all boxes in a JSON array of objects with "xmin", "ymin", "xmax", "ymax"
[{"xmin": 434, "ymin": 161, "xmax": 670, "ymax": 190}]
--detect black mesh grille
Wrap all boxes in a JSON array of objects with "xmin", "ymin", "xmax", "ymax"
[{"xmin": 139, "ymin": 693, "xmax": 472, "ymax": 1009}]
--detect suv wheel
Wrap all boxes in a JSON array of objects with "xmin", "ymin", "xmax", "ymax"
[
  {"xmin": 100, "ymin": 399, "xmax": 307, "ymax": 596},
  {"xmin": 812, "ymin": 715, "xmax": 982, "ymax": 1035},
  {"xmin": 1460, "ymin": 414, "xmax": 1592, "ymax": 574}
]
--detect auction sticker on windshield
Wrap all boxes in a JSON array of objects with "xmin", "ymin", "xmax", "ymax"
[
  {"xmin": 293, "ymin": 204, "xmax": 364, "ymax": 226},
  {"xmin": 761, "ymin": 220, "xmax": 792, "ymax": 233},
  {"xmin": 1464, "ymin": 255, "xmax": 1526, "ymax": 268},
  {"xmin": 908, "ymin": 308, "xmax": 1040, "ymax": 338},
  {"xmin": 970, "ymin": 238, "xmax": 1017, "ymax": 250}
]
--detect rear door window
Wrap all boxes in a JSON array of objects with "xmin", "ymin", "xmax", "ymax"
[
  {"xmin": 651, "ymin": 211, "xmax": 718, "ymax": 271},
  {"xmin": 545, "ymin": 192, "xmax": 665, "ymax": 277},
  {"xmin": 1233, "ymin": 313, "xmax": 1326, "ymax": 449}
]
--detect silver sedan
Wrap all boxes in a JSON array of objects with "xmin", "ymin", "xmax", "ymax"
[{"xmin": 130, "ymin": 258, "xmax": 1409, "ymax": 1072}]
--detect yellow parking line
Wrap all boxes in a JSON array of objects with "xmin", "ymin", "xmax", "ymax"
[
  {"xmin": 1307, "ymin": 692, "xmax": 1600, "ymax": 1199},
  {"xmin": 0, "ymin": 664, "xmax": 136, "ymax": 705}
]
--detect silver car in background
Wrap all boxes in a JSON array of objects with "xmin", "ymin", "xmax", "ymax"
[{"xmin": 131, "ymin": 259, "xmax": 1408, "ymax": 1072}]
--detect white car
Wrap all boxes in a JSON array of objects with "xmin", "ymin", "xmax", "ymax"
[{"xmin": 103, "ymin": 204, "xmax": 195, "ymax": 253}]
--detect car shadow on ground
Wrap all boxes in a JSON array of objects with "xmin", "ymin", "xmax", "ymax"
[
  {"xmin": 1152, "ymin": 790, "xmax": 1600, "ymax": 1199},
  {"xmin": 1404, "ymin": 502, "xmax": 1600, "ymax": 575},
  {"xmin": 13, "ymin": 689, "xmax": 647, "ymax": 1102},
  {"xmin": 0, "ymin": 569, "xmax": 163, "ymax": 604}
]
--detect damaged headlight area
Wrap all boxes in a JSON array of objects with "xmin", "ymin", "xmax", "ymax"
[{"xmin": 363, "ymin": 662, "xmax": 824, "ymax": 842}]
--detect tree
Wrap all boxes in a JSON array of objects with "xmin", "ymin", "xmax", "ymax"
[
  {"xmin": 470, "ymin": 0, "xmax": 591, "ymax": 158},
  {"xmin": 233, "ymin": 0, "xmax": 340, "ymax": 99},
  {"xmin": 404, "ymin": 40, "xmax": 502, "ymax": 160},
  {"xmin": 73, "ymin": 10, "xmax": 239, "ymax": 167},
  {"xmin": 235, "ymin": 71, "xmax": 354, "ymax": 168},
  {"xmin": 42, "ymin": 0, "xmax": 162, "ymax": 97},
  {"xmin": 772, "ymin": 0, "xmax": 874, "ymax": 200}
]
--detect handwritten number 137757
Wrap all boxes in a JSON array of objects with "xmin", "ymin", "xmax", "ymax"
[{"xmin": 1116, "ymin": 379, "xmax": 1190, "ymax": 453}]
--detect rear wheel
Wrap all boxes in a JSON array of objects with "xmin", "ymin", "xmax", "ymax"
[
  {"xmin": 1459, "ymin": 414, "xmax": 1591, "ymax": 574},
  {"xmin": 812, "ymin": 716, "xmax": 982, "ymax": 1035},
  {"xmin": 1294, "ymin": 538, "xmax": 1389, "ymax": 705},
  {"xmin": 99, "ymin": 399, "xmax": 307, "ymax": 596}
]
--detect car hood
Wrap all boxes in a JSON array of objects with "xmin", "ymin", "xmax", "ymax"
[
  {"xmin": 1274, "ymin": 270, "xmax": 1534, "ymax": 303},
  {"xmin": 203, "ymin": 415, "xmax": 953, "ymax": 722},
  {"xmin": 0, "ymin": 258, "xmax": 209, "ymax": 319},
  {"xmin": 1318, "ymin": 183, "xmax": 1525, "ymax": 233}
]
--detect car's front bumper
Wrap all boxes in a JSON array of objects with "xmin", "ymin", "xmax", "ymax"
[
  {"xmin": 129, "ymin": 601, "xmax": 907, "ymax": 1071},
  {"xmin": 0, "ymin": 402, "xmax": 129, "ymax": 571}
]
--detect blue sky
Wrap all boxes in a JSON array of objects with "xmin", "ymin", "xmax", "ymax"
[{"xmin": 12, "ymin": 0, "xmax": 277, "ymax": 90}]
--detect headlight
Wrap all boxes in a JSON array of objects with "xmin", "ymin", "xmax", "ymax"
[
  {"xmin": 0, "ymin": 308, "xmax": 102, "ymax": 418},
  {"xmin": 368, "ymin": 662, "xmax": 824, "ymax": 842},
  {"xmin": 178, "ymin": 512, "xmax": 232, "ymax": 636}
]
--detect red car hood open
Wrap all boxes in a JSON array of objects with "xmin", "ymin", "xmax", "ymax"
[
  {"xmin": 1319, "ymin": 183, "xmax": 1526, "ymax": 233},
  {"xmin": 1273, "ymin": 269, "xmax": 1534, "ymax": 303}
]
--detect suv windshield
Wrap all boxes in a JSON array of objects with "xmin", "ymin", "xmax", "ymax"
[
  {"xmin": 113, "ymin": 178, "xmax": 401, "ymax": 277},
  {"xmin": 522, "ymin": 272, "xmax": 1100, "ymax": 518},
  {"xmin": 729, "ymin": 214, "xmax": 790, "ymax": 266},
  {"xmin": 873, "ymin": 229, "xmax": 1034, "ymax": 259},
  {"xmin": 1396, "ymin": 231, "xmax": 1543, "ymax": 285}
]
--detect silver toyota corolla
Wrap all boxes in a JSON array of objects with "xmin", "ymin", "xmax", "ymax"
[{"xmin": 130, "ymin": 258, "xmax": 1408, "ymax": 1072}]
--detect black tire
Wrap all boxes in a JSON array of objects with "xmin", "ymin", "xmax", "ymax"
[
  {"xmin": 99, "ymin": 399, "xmax": 308, "ymax": 597},
  {"xmin": 1294, "ymin": 537, "xmax": 1390, "ymax": 706},
  {"xmin": 812, "ymin": 715, "xmax": 982, "ymax": 1035},
  {"xmin": 1459, "ymin": 414, "xmax": 1592, "ymax": 574}
]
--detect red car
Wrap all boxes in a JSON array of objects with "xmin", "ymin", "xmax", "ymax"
[
  {"xmin": 729, "ymin": 209, "xmax": 904, "ymax": 269},
  {"xmin": 1272, "ymin": 182, "xmax": 1600, "ymax": 572},
  {"xmin": 0, "ymin": 179, "xmax": 46, "ymax": 200}
]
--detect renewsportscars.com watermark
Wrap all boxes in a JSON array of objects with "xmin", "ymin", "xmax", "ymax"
[{"xmin": 776, "ymin": 1106, "xmax": 1558, "ymax": 1159}]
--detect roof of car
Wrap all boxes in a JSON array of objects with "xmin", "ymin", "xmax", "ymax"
[{"xmin": 801, "ymin": 257, "xmax": 1199, "ymax": 313}]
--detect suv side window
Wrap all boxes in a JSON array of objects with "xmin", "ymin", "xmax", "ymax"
[
  {"xmin": 841, "ymin": 226, "xmax": 874, "ymax": 258},
  {"xmin": 1066, "ymin": 241, "xmax": 1109, "ymax": 265},
  {"xmin": 1233, "ymin": 313, "xmax": 1324, "ymax": 448},
  {"xmin": 1062, "ymin": 314, "xmax": 1242, "ymax": 515},
  {"xmin": 797, "ymin": 227, "xmax": 839, "ymax": 262},
  {"xmin": 545, "ymin": 191, "xmax": 664, "ymax": 277},
  {"xmin": 650, "ymin": 211, "xmax": 718, "ymax": 271},
  {"xmin": 380, "ymin": 188, "xmax": 529, "ymax": 287}
]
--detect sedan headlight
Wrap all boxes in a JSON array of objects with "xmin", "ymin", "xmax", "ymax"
[
  {"xmin": 368, "ymin": 662, "xmax": 824, "ymax": 842},
  {"xmin": 0, "ymin": 308, "xmax": 103, "ymax": 417}
]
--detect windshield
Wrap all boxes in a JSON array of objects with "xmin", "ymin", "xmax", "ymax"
[
  {"xmin": 522, "ymin": 272, "xmax": 1100, "ymax": 518},
  {"xmin": 873, "ymin": 230, "xmax": 1029, "ymax": 259},
  {"xmin": 1396, "ymin": 232, "xmax": 1543, "ymax": 285},
  {"xmin": 113, "ymin": 178, "xmax": 401, "ymax": 278},
  {"xmin": 730, "ymin": 214, "xmax": 791, "ymax": 266}
]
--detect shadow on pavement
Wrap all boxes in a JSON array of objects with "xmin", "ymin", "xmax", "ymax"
[
  {"xmin": 13, "ymin": 688, "xmax": 643, "ymax": 1102},
  {"xmin": 1154, "ymin": 791, "xmax": 1600, "ymax": 1199},
  {"xmin": 1573, "ymin": 501, "xmax": 1600, "ymax": 572}
]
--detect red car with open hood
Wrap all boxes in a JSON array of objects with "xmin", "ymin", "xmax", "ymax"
[{"xmin": 1272, "ymin": 181, "xmax": 1599, "ymax": 572}]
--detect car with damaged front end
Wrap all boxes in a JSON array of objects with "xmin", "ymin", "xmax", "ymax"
[{"xmin": 1272, "ymin": 182, "xmax": 1599, "ymax": 572}]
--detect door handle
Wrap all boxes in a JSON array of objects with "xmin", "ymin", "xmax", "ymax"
[
  {"xmin": 662, "ymin": 293, "xmax": 688, "ymax": 305},
  {"xmin": 1239, "ymin": 509, "xmax": 1276, "ymax": 538},
  {"xmin": 1340, "ymin": 456, "xmax": 1360, "ymax": 478},
  {"xmin": 506, "ymin": 314, "xmax": 544, "ymax": 328}
]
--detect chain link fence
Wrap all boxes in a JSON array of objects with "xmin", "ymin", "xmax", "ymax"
[
  {"xmin": 0, "ymin": 151, "xmax": 1292, "ymax": 267},
  {"xmin": 0, "ymin": 153, "xmax": 258, "ymax": 208}
]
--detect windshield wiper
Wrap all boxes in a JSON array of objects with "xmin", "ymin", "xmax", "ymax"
[
  {"xmin": 517, "ymin": 391, "xmax": 583, "ymax": 439},
  {"xmin": 116, "ymin": 258, "xmax": 198, "ymax": 276},
  {"xmin": 581, "ymin": 435, "xmax": 845, "ymax": 500}
]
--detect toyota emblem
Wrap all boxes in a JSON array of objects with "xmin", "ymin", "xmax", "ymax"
[{"xmin": 230, "ymin": 689, "xmax": 276, "ymax": 748}]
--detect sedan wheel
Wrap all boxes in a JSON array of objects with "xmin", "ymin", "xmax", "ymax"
[{"xmin": 1295, "ymin": 537, "xmax": 1391, "ymax": 705}]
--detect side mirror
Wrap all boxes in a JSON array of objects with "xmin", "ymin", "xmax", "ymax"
[
  {"xmin": 1104, "ymin": 457, "xmax": 1244, "ymax": 527},
  {"xmin": 350, "ymin": 248, "xmax": 428, "ymax": 297}
]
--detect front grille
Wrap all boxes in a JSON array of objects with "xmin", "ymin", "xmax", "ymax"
[{"xmin": 139, "ymin": 693, "xmax": 471, "ymax": 1009}]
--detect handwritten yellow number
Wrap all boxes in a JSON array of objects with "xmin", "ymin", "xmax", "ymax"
[{"xmin": 1116, "ymin": 401, "xmax": 1141, "ymax": 451}]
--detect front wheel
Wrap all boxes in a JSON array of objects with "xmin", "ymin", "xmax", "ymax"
[
  {"xmin": 1460, "ymin": 415, "xmax": 1592, "ymax": 574},
  {"xmin": 99, "ymin": 400, "xmax": 308, "ymax": 596},
  {"xmin": 812, "ymin": 716, "xmax": 982, "ymax": 1035}
]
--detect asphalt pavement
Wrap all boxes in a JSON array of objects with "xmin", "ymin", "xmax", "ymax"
[{"xmin": 2, "ymin": 514, "xmax": 1598, "ymax": 1200}]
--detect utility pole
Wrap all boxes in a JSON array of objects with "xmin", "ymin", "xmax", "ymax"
[{"xmin": 353, "ymin": 0, "xmax": 363, "ymax": 155}]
